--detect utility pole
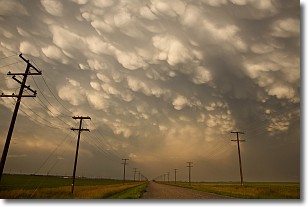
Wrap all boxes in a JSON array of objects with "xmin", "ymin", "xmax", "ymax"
[
  {"xmin": 163, "ymin": 174, "xmax": 166, "ymax": 182},
  {"xmin": 167, "ymin": 172, "xmax": 170, "ymax": 183},
  {"xmin": 187, "ymin": 162, "xmax": 193, "ymax": 185},
  {"xmin": 0, "ymin": 54, "xmax": 41, "ymax": 181},
  {"xmin": 174, "ymin": 169, "xmax": 177, "ymax": 184},
  {"xmin": 71, "ymin": 116, "xmax": 90, "ymax": 193},
  {"xmin": 231, "ymin": 131, "xmax": 245, "ymax": 186},
  {"xmin": 138, "ymin": 171, "xmax": 141, "ymax": 181},
  {"xmin": 122, "ymin": 158, "xmax": 129, "ymax": 184},
  {"xmin": 133, "ymin": 168, "xmax": 137, "ymax": 182}
]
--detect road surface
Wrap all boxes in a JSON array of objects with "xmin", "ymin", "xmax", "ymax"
[{"xmin": 142, "ymin": 181, "xmax": 232, "ymax": 199}]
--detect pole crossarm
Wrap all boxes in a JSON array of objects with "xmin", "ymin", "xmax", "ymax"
[
  {"xmin": 71, "ymin": 128, "xmax": 90, "ymax": 131},
  {"xmin": 11, "ymin": 76, "xmax": 37, "ymax": 95},
  {"xmin": 231, "ymin": 131, "xmax": 244, "ymax": 134},
  {"xmin": 18, "ymin": 53, "xmax": 42, "ymax": 74},
  {"xmin": 72, "ymin": 116, "xmax": 91, "ymax": 120},
  {"xmin": 7, "ymin": 71, "xmax": 41, "ymax": 76},
  {"xmin": 0, "ymin": 93, "xmax": 36, "ymax": 98},
  {"xmin": 187, "ymin": 162, "xmax": 193, "ymax": 168}
]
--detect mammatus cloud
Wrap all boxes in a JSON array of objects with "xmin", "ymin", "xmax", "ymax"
[
  {"xmin": 0, "ymin": 0, "xmax": 300, "ymax": 181},
  {"xmin": 41, "ymin": 0, "xmax": 64, "ymax": 17}
]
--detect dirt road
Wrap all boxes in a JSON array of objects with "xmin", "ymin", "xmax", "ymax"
[{"xmin": 142, "ymin": 181, "xmax": 232, "ymax": 199}]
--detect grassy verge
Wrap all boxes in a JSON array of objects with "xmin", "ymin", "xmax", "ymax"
[
  {"xmin": 107, "ymin": 183, "xmax": 148, "ymax": 199},
  {"xmin": 159, "ymin": 182, "xmax": 300, "ymax": 199}
]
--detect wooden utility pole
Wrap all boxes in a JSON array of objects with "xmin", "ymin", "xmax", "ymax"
[
  {"xmin": 133, "ymin": 168, "xmax": 137, "ymax": 182},
  {"xmin": 0, "ymin": 54, "xmax": 41, "ymax": 181},
  {"xmin": 122, "ymin": 158, "xmax": 129, "ymax": 184},
  {"xmin": 138, "ymin": 171, "xmax": 141, "ymax": 181},
  {"xmin": 163, "ymin": 174, "xmax": 166, "ymax": 182},
  {"xmin": 231, "ymin": 131, "xmax": 245, "ymax": 186},
  {"xmin": 174, "ymin": 169, "xmax": 177, "ymax": 184},
  {"xmin": 71, "ymin": 116, "xmax": 90, "ymax": 193},
  {"xmin": 167, "ymin": 172, "xmax": 170, "ymax": 182},
  {"xmin": 187, "ymin": 162, "xmax": 193, "ymax": 185}
]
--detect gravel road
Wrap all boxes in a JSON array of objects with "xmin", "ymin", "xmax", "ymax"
[{"xmin": 141, "ymin": 181, "xmax": 232, "ymax": 199}]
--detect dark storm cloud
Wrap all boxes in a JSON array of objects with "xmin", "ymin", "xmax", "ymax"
[{"xmin": 0, "ymin": 0, "xmax": 300, "ymax": 181}]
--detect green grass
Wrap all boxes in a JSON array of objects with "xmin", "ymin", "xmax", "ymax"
[
  {"xmin": 0, "ymin": 183, "xmax": 145, "ymax": 199},
  {"xmin": 107, "ymin": 183, "xmax": 148, "ymax": 199},
  {"xmin": 160, "ymin": 182, "xmax": 300, "ymax": 199},
  {"xmin": 0, "ymin": 174, "xmax": 146, "ymax": 199},
  {"xmin": 0, "ymin": 174, "xmax": 123, "ymax": 190}
]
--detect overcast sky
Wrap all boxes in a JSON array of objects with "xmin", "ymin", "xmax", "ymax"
[{"xmin": 0, "ymin": 0, "xmax": 300, "ymax": 182}]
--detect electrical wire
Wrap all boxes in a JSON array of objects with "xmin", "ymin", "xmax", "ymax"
[
  {"xmin": 0, "ymin": 61, "xmax": 22, "ymax": 69},
  {"xmin": 41, "ymin": 75, "xmax": 73, "ymax": 114},
  {"xmin": 33, "ymin": 130, "xmax": 73, "ymax": 174},
  {"xmin": 19, "ymin": 101, "xmax": 68, "ymax": 130},
  {"xmin": 0, "ymin": 54, "xmax": 17, "ymax": 60},
  {"xmin": 31, "ymin": 76, "xmax": 71, "ymax": 118}
]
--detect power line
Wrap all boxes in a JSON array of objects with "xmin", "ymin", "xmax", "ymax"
[
  {"xmin": 41, "ymin": 75, "xmax": 72, "ymax": 114},
  {"xmin": 23, "ymin": 90, "xmax": 72, "ymax": 126},
  {"xmin": 31, "ymin": 76, "xmax": 71, "ymax": 117},
  {"xmin": 6, "ymin": 97, "xmax": 65, "ymax": 130},
  {"xmin": 33, "ymin": 131, "xmax": 73, "ymax": 174},
  {"xmin": 83, "ymin": 133, "xmax": 119, "ymax": 163},
  {"xmin": 0, "ymin": 61, "xmax": 22, "ymax": 69},
  {"xmin": 89, "ymin": 120, "xmax": 122, "ymax": 160},
  {"xmin": 0, "ymin": 54, "xmax": 17, "ymax": 60},
  {"xmin": 27, "ymin": 58, "xmax": 72, "ymax": 116},
  {"xmin": 20, "ymin": 101, "xmax": 68, "ymax": 129}
]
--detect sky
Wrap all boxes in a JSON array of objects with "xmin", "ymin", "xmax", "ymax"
[{"xmin": 0, "ymin": 0, "xmax": 300, "ymax": 182}]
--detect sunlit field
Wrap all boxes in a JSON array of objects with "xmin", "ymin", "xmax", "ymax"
[
  {"xmin": 160, "ymin": 181, "xmax": 300, "ymax": 199},
  {"xmin": 0, "ymin": 174, "xmax": 146, "ymax": 199}
]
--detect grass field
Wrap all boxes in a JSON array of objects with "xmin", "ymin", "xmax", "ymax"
[
  {"xmin": 161, "ymin": 182, "xmax": 300, "ymax": 199},
  {"xmin": 0, "ymin": 174, "xmax": 147, "ymax": 199},
  {"xmin": 0, "ymin": 174, "xmax": 124, "ymax": 190}
]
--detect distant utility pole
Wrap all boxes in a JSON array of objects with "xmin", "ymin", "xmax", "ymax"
[
  {"xmin": 231, "ymin": 131, "xmax": 245, "ymax": 186},
  {"xmin": 0, "ymin": 54, "xmax": 41, "ymax": 182},
  {"xmin": 71, "ymin": 116, "xmax": 91, "ymax": 193},
  {"xmin": 133, "ymin": 168, "xmax": 137, "ymax": 182},
  {"xmin": 187, "ymin": 162, "xmax": 193, "ymax": 185},
  {"xmin": 163, "ymin": 174, "xmax": 166, "ymax": 182},
  {"xmin": 138, "ymin": 171, "xmax": 141, "ymax": 181},
  {"xmin": 167, "ymin": 172, "xmax": 170, "ymax": 183},
  {"xmin": 174, "ymin": 169, "xmax": 177, "ymax": 184},
  {"xmin": 122, "ymin": 158, "xmax": 129, "ymax": 184}
]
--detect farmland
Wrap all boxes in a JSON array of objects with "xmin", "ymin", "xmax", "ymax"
[
  {"xmin": 160, "ymin": 182, "xmax": 300, "ymax": 199},
  {"xmin": 0, "ymin": 175, "xmax": 301, "ymax": 199},
  {"xmin": 0, "ymin": 174, "xmax": 146, "ymax": 199}
]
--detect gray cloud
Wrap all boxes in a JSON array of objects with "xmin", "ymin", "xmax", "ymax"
[{"xmin": 0, "ymin": 0, "xmax": 300, "ymax": 182}]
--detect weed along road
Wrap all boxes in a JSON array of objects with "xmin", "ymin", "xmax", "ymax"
[{"xmin": 141, "ymin": 181, "xmax": 232, "ymax": 199}]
